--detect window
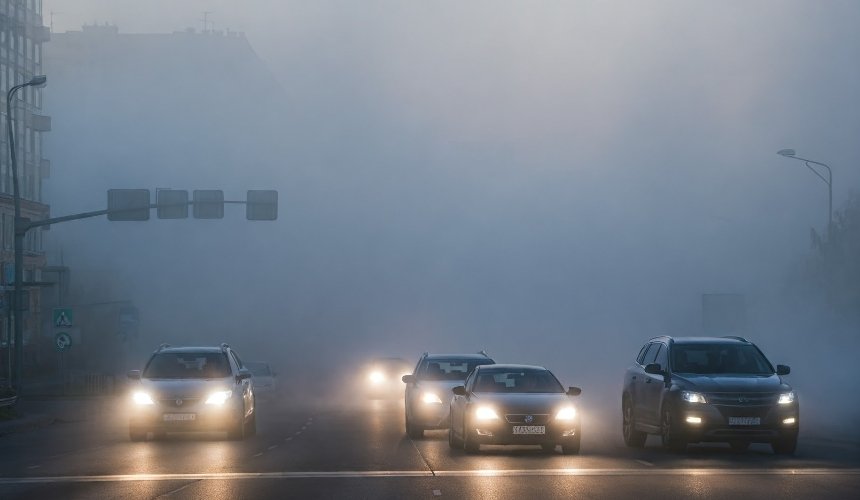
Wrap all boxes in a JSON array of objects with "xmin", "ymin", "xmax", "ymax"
[
  {"xmin": 143, "ymin": 353, "xmax": 232, "ymax": 379},
  {"xmin": 635, "ymin": 344, "xmax": 649, "ymax": 364},
  {"xmin": 655, "ymin": 344, "xmax": 668, "ymax": 370},
  {"xmin": 472, "ymin": 368, "xmax": 564, "ymax": 394},
  {"xmin": 642, "ymin": 343, "xmax": 661, "ymax": 366},
  {"xmin": 418, "ymin": 358, "xmax": 495, "ymax": 381}
]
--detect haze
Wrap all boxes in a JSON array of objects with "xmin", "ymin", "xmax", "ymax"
[{"xmin": 40, "ymin": 1, "xmax": 859, "ymax": 437}]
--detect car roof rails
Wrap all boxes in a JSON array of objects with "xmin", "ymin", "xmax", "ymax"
[
  {"xmin": 722, "ymin": 335, "xmax": 749, "ymax": 342},
  {"xmin": 156, "ymin": 343, "xmax": 171, "ymax": 352},
  {"xmin": 220, "ymin": 343, "xmax": 231, "ymax": 352},
  {"xmin": 478, "ymin": 350, "xmax": 490, "ymax": 357}
]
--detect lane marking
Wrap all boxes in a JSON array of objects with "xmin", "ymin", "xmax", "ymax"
[
  {"xmin": 1, "ymin": 468, "xmax": 857, "ymax": 484},
  {"xmin": 285, "ymin": 437, "xmax": 293, "ymax": 441},
  {"xmin": 251, "ymin": 453, "xmax": 263, "ymax": 458},
  {"xmin": 27, "ymin": 465, "xmax": 41, "ymax": 470},
  {"xmin": 156, "ymin": 480, "xmax": 200, "ymax": 498},
  {"xmin": 268, "ymin": 445, "xmax": 278, "ymax": 451},
  {"xmin": 635, "ymin": 460, "xmax": 654, "ymax": 467}
]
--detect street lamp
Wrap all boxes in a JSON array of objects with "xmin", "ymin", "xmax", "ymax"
[
  {"xmin": 6, "ymin": 75, "xmax": 47, "ymax": 392},
  {"xmin": 777, "ymin": 149, "xmax": 833, "ymax": 238}
]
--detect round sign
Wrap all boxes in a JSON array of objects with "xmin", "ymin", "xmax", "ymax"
[{"xmin": 55, "ymin": 332, "xmax": 73, "ymax": 351}]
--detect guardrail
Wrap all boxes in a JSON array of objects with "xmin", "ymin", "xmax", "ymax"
[{"xmin": 0, "ymin": 395, "xmax": 18, "ymax": 408}]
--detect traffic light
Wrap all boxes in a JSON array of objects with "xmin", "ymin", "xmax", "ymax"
[
  {"xmin": 156, "ymin": 189, "xmax": 189, "ymax": 219},
  {"xmin": 193, "ymin": 190, "xmax": 224, "ymax": 219},
  {"xmin": 246, "ymin": 190, "xmax": 278, "ymax": 220},
  {"xmin": 107, "ymin": 189, "xmax": 151, "ymax": 221}
]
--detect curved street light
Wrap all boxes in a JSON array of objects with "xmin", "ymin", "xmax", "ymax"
[
  {"xmin": 6, "ymin": 75, "xmax": 47, "ymax": 392},
  {"xmin": 777, "ymin": 149, "xmax": 833, "ymax": 239}
]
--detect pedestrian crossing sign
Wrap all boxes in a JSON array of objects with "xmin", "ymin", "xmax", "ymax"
[{"xmin": 53, "ymin": 308, "xmax": 73, "ymax": 328}]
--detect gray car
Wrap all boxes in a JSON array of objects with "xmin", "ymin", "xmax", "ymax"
[
  {"xmin": 126, "ymin": 344, "xmax": 257, "ymax": 441},
  {"xmin": 401, "ymin": 352, "xmax": 495, "ymax": 438}
]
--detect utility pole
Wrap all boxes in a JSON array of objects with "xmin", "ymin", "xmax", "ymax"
[{"xmin": 202, "ymin": 11, "xmax": 213, "ymax": 33}]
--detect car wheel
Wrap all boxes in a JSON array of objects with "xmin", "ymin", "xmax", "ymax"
[
  {"xmin": 448, "ymin": 411, "xmax": 463, "ymax": 449},
  {"xmin": 463, "ymin": 418, "xmax": 480, "ymax": 454},
  {"xmin": 771, "ymin": 436, "xmax": 797, "ymax": 455},
  {"xmin": 729, "ymin": 440, "xmax": 750, "ymax": 452},
  {"xmin": 660, "ymin": 407, "xmax": 686, "ymax": 452},
  {"xmin": 561, "ymin": 434, "xmax": 581, "ymax": 455},
  {"xmin": 540, "ymin": 443, "xmax": 557, "ymax": 453},
  {"xmin": 405, "ymin": 412, "xmax": 424, "ymax": 439},
  {"xmin": 622, "ymin": 397, "xmax": 647, "ymax": 448},
  {"xmin": 129, "ymin": 426, "xmax": 147, "ymax": 442}
]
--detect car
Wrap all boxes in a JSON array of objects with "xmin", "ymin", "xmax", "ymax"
[
  {"xmin": 448, "ymin": 364, "xmax": 582, "ymax": 454},
  {"xmin": 402, "ymin": 352, "xmax": 495, "ymax": 438},
  {"xmin": 126, "ymin": 343, "xmax": 257, "ymax": 441},
  {"xmin": 621, "ymin": 336, "xmax": 798, "ymax": 454},
  {"xmin": 363, "ymin": 357, "xmax": 412, "ymax": 399},
  {"xmin": 246, "ymin": 361, "xmax": 277, "ymax": 397}
]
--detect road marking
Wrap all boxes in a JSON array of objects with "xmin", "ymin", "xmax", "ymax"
[
  {"xmin": 156, "ymin": 480, "xmax": 200, "ymax": 498},
  {"xmin": 1, "ymin": 469, "xmax": 857, "ymax": 484},
  {"xmin": 285, "ymin": 437, "xmax": 293, "ymax": 441},
  {"xmin": 635, "ymin": 460, "xmax": 654, "ymax": 467},
  {"xmin": 268, "ymin": 445, "xmax": 278, "ymax": 450},
  {"xmin": 252, "ymin": 453, "xmax": 263, "ymax": 458},
  {"xmin": 301, "ymin": 426, "xmax": 307, "ymax": 430},
  {"xmin": 27, "ymin": 465, "xmax": 40, "ymax": 470},
  {"xmin": 433, "ymin": 489, "xmax": 442, "ymax": 496}
]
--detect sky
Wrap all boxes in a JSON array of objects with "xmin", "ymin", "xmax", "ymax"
[{"xmin": 38, "ymin": 1, "xmax": 860, "ymax": 431}]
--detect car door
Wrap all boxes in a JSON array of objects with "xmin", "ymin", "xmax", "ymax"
[
  {"xmin": 633, "ymin": 343, "xmax": 659, "ymax": 422},
  {"xmin": 641, "ymin": 343, "xmax": 666, "ymax": 426},
  {"xmin": 231, "ymin": 351, "xmax": 252, "ymax": 416}
]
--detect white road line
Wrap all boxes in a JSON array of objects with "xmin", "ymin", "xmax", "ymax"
[
  {"xmin": 0, "ymin": 469, "xmax": 858, "ymax": 484},
  {"xmin": 252, "ymin": 453, "xmax": 264, "ymax": 458},
  {"xmin": 285, "ymin": 437, "xmax": 293, "ymax": 441},
  {"xmin": 635, "ymin": 460, "xmax": 654, "ymax": 467},
  {"xmin": 156, "ymin": 480, "xmax": 200, "ymax": 498},
  {"xmin": 26, "ymin": 465, "xmax": 40, "ymax": 470},
  {"xmin": 268, "ymin": 445, "xmax": 278, "ymax": 450}
]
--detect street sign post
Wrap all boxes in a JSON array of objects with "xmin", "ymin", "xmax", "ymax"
[{"xmin": 53, "ymin": 308, "xmax": 73, "ymax": 328}]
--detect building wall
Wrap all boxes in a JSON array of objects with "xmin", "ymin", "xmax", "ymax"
[{"xmin": 0, "ymin": 0, "xmax": 50, "ymax": 357}]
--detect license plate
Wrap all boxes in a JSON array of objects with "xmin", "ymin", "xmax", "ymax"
[
  {"xmin": 513, "ymin": 425, "xmax": 545, "ymax": 435},
  {"xmin": 163, "ymin": 413, "xmax": 196, "ymax": 422},
  {"xmin": 729, "ymin": 416, "xmax": 760, "ymax": 426}
]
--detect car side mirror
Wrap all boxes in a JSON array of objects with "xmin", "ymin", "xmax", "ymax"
[
  {"xmin": 567, "ymin": 386, "xmax": 582, "ymax": 396},
  {"xmin": 644, "ymin": 363, "xmax": 663, "ymax": 375},
  {"xmin": 452, "ymin": 385, "xmax": 467, "ymax": 396},
  {"xmin": 776, "ymin": 365, "xmax": 790, "ymax": 376},
  {"xmin": 402, "ymin": 374, "xmax": 416, "ymax": 384},
  {"xmin": 126, "ymin": 370, "xmax": 141, "ymax": 380}
]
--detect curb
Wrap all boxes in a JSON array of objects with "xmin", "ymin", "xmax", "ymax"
[{"xmin": 0, "ymin": 414, "xmax": 55, "ymax": 436}]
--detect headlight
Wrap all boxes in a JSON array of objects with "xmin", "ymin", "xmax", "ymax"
[
  {"xmin": 681, "ymin": 391, "xmax": 707, "ymax": 404},
  {"xmin": 205, "ymin": 390, "xmax": 233, "ymax": 405},
  {"xmin": 132, "ymin": 391, "xmax": 155, "ymax": 405},
  {"xmin": 777, "ymin": 391, "xmax": 796, "ymax": 404},
  {"xmin": 474, "ymin": 406, "xmax": 500, "ymax": 421},
  {"xmin": 555, "ymin": 406, "xmax": 577, "ymax": 421},
  {"xmin": 368, "ymin": 371, "xmax": 385, "ymax": 384},
  {"xmin": 422, "ymin": 392, "xmax": 442, "ymax": 404}
]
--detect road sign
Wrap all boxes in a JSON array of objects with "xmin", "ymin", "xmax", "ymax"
[
  {"xmin": 157, "ymin": 189, "xmax": 189, "ymax": 219},
  {"xmin": 193, "ymin": 190, "xmax": 224, "ymax": 219},
  {"xmin": 246, "ymin": 190, "xmax": 278, "ymax": 221},
  {"xmin": 108, "ymin": 189, "xmax": 151, "ymax": 221},
  {"xmin": 53, "ymin": 308, "xmax": 73, "ymax": 328},
  {"xmin": 55, "ymin": 332, "xmax": 72, "ymax": 351}
]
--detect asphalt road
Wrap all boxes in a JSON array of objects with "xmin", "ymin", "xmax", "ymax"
[{"xmin": 1, "ymin": 396, "xmax": 858, "ymax": 499}]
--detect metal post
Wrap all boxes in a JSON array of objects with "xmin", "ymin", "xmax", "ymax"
[{"xmin": 6, "ymin": 84, "xmax": 24, "ymax": 393}]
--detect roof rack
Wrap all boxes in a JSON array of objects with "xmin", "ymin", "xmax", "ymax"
[
  {"xmin": 220, "ymin": 343, "xmax": 231, "ymax": 352},
  {"xmin": 478, "ymin": 350, "xmax": 489, "ymax": 357},
  {"xmin": 156, "ymin": 343, "xmax": 171, "ymax": 352},
  {"xmin": 722, "ymin": 336, "xmax": 749, "ymax": 342}
]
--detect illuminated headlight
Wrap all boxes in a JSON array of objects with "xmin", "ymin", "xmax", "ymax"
[
  {"xmin": 368, "ymin": 371, "xmax": 385, "ymax": 384},
  {"xmin": 681, "ymin": 391, "xmax": 707, "ymax": 404},
  {"xmin": 422, "ymin": 392, "xmax": 442, "ymax": 404},
  {"xmin": 205, "ymin": 390, "xmax": 233, "ymax": 405},
  {"xmin": 777, "ymin": 392, "xmax": 796, "ymax": 405},
  {"xmin": 555, "ymin": 406, "xmax": 577, "ymax": 421},
  {"xmin": 474, "ymin": 406, "xmax": 500, "ymax": 421},
  {"xmin": 132, "ymin": 391, "xmax": 155, "ymax": 405}
]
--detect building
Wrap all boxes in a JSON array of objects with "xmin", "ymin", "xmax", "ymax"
[{"xmin": 0, "ymin": 0, "xmax": 50, "ymax": 375}]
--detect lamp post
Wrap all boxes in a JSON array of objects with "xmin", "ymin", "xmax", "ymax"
[
  {"xmin": 6, "ymin": 75, "xmax": 47, "ymax": 392},
  {"xmin": 777, "ymin": 149, "xmax": 833, "ymax": 239}
]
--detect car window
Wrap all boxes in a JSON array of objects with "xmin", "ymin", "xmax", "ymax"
[
  {"xmin": 671, "ymin": 344, "xmax": 774, "ymax": 375},
  {"xmin": 246, "ymin": 362, "xmax": 271, "ymax": 376},
  {"xmin": 418, "ymin": 358, "xmax": 495, "ymax": 381},
  {"xmin": 143, "ymin": 352, "xmax": 232, "ymax": 379},
  {"xmin": 642, "ymin": 343, "xmax": 660, "ymax": 366},
  {"xmin": 636, "ymin": 344, "xmax": 649, "ymax": 364},
  {"xmin": 655, "ymin": 344, "xmax": 668, "ymax": 370},
  {"xmin": 472, "ymin": 369, "xmax": 564, "ymax": 394}
]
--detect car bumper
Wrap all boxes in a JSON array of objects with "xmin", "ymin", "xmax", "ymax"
[
  {"xmin": 129, "ymin": 403, "xmax": 243, "ymax": 431},
  {"xmin": 470, "ymin": 421, "xmax": 580, "ymax": 445},
  {"xmin": 676, "ymin": 402, "xmax": 799, "ymax": 443}
]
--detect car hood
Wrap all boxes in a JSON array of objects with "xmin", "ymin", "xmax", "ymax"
[
  {"xmin": 672, "ymin": 373, "xmax": 790, "ymax": 393},
  {"xmin": 470, "ymin": 392, "xmax": 574, "ymax": 413},
  {"xmin": 139, "ymin": 377, "xmax": 232, "ymax": 398}
]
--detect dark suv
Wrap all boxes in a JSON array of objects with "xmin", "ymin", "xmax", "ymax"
[{"xmin": 621, "ymin": 336, "xmax": 798, "ymax": 454}]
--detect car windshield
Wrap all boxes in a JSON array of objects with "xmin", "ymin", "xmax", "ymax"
[
  {"xmin": 473, "ymin": 369, "xmax": 564, "ymax": 393},
  {"xmin": 419, "ymin": 358, "xmax": 494, "ymax": 381},
  {"xmin": 671, "ymin": 344, "xmax": 774, "ymax": 375},
  {"xmin": 143, "ymin": 352, "xmax": 232, "ymax": 379},
  {"xmin": 245, "ymin": 362, "xmax": 272, "ymax": 376}
]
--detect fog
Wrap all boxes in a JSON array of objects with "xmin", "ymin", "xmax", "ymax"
[{"xmin": 40, "ymin": 1, "xmax": 859, "ymax": 438}]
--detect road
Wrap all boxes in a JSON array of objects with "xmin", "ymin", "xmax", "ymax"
[{"xmin": 1, "ymin": 396, "xmax": 858, "ymax": 499}]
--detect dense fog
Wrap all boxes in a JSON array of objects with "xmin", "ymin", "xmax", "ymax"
[{"xmin": 40, "ymin": 1, "xmax": 859, "ymax": 439}]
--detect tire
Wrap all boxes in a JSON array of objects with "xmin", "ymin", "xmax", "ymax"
[
  {"xmin": 245, "ymin": 412, "xmax": 257, "ymax": 437},
  {"xmin": 562, "ymin": 434, "xmax": 581, "ymax": 455},
  {"xmin": 771, "ymin": 435, "xmax": 797, "ymax": 455},
  {"xmin": 405, "ymin": 411, "xmax": 424, "ymax": 439},
  {"xmin": 729, "ymin": 440, "xmax": 750, "ymax": 452},
  {"xmin": 448, "ymin": 412, "xmax": 463, "ymax": 449},
  {"xmin": 129, "ymin": 427, "xmax": 147, "ymax": 442},
  {"xmin": 622, "ymin": 397, "xmax": 647, "ymax": 448},
  {"xmin": 463, "ymin": 418, "xmax": 480, "ymax": 454},
  {"xmin": 660, "ymin": 407, "xmax": 687, "ymax": 452},
  {"xmin": 540, "ymin": 443, "xmax": 557, "ymax": 453}
]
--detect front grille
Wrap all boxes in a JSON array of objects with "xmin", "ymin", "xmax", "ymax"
[
  {"xmin": 706, "ymin": 393, "xmax": 778, "ymax": 407},
  {"xmin": 505, "ymin": 414, "xmax": 550, "ymax": 425},
  {"xmin": 159, "ymin": 398, "xmax": 200, "ymax": 408}
]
